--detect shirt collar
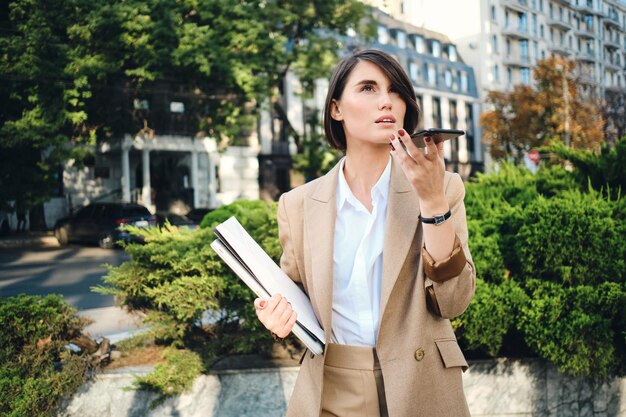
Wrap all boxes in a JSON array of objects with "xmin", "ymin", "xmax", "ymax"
[{"xmin": 336, "ymin": 156, "xmax": 392, "ymax": 212}]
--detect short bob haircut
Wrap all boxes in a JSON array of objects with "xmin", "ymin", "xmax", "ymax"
[{"xmin": 323, "ymin": 49, "xmax": 420, "ymax": 151}]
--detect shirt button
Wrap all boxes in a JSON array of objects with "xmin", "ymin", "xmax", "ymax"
[{"xmin": 414, "ymin": 348, "xmax": 425, "ymax": 362}]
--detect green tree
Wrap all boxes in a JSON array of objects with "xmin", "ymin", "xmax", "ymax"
[{"xmin": 0, "ymin": 0, "xmax": 369, "ymax": 219}]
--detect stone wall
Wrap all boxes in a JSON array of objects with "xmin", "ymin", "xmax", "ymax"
[{"xmin": 59, "ymin": 359, "xmax": 626, "ymax": 417}]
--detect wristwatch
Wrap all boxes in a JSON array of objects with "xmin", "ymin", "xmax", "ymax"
[{"xmin": 419, "ymin": 209, "xmax": 452, "ymax": 225}]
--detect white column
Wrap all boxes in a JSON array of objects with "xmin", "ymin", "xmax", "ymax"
[
  {"xmin": 472, "ymin": 103, "xmax": 483, "ymax": 163},
  {"xmin": 421, "ymin": 93, "xmax": 433, "ymax": 129},
  {"xmin": 208, "ymin": 153, "xmax": 217, "ymax": 208},
  {"xmin": 121, "ymin": 147, "xmax": 131, "ymax": 203},
  {"xmin": 259, "ymin": 102, "xmax": 273, "ymax": 155},
  {"xmin": 457, "ymin": 101, "xmax": 469, "ymax": 164},
  {"xmin": 191, "ymin": 149, "xmax": 199, "ymax": 208},
  {"xmin": 141, "ymin": 149, "xmax": 152, "ymax": 212},
  {"xmin": 441, "ymin": 99, "xmax": 452, "ymax": 160}
]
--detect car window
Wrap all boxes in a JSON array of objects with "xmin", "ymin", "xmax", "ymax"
[
  {"xmin": 122, "ymin": 206, "xmax": 151, "ymax": 217},
  {"xmin": 74, "ymin": 206, "xmax": 94, "ymax": 220}
]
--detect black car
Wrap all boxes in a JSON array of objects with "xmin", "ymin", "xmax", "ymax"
[
  {"xmin": 155, "ymin": 212, "xmax": 199, "ymax": 230},
  {"xmin": 54, "ymin": 202, "xmax": 156, "ymax": 249}
]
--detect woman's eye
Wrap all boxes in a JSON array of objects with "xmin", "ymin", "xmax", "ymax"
[{"xmin": 361, "ymin": 85, "xmax": 375, "ymax": 92}]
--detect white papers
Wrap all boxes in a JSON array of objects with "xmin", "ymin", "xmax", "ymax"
[{"xmin": 210, "ymin": 216, "xmax": 325, "ymax": 355}]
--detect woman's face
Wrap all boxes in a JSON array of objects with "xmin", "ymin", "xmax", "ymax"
[{"xmin": 331, "ymin": 60, "xmax": 407, "ymax": 149}]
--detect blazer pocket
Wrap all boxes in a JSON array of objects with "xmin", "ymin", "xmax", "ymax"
[{"xmin": 434, "ymin": 339, "xmax": 469, "ymax": 372}]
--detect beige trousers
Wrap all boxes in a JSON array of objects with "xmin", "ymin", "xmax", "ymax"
[{"xmin": 320, "ymin": 343, "xmax": 389, "ymax": 417}]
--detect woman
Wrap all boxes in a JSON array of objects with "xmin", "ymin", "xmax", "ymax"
[{"xmin": 254, "ymin": 49, "xmax": 476, "ymax": 417}]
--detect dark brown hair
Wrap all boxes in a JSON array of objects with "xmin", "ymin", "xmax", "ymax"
[{"xmin": 323, "ymin": 49, "xmax": 420, "ymax": 150}]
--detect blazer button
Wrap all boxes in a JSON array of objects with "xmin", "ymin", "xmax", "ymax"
[{"xmin": 414, "ymin": 348, "xmax": 425, "ymax": 362}]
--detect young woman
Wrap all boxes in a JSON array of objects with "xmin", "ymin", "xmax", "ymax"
[{"xmin": 254, "ymin": 49, "xmax": 476, "ymax": 417}]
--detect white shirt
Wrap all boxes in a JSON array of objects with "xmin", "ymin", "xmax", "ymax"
[{"xmin": 331, "ymin": 157, "xmax": 391, "ymax": 346}]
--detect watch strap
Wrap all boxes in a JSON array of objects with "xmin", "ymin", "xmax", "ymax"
[{"xmin": 419, "ymin": 209, "xmax": 452, "ymax": 225}]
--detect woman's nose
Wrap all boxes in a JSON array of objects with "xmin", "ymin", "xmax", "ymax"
[{"xmin": 379, "ymin": 93, "xmax": 392, "ymax": 110}]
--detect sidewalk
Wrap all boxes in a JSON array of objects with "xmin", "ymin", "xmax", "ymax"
[
  {"xmin": 0, "ymin": 231, "xmax": 59, "ymax": 249},
  {"xmin": 79, "ymin": 306, "xmax": 150, "ymax": 344}
]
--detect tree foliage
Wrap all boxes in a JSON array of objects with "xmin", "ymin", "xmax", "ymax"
[
  {"xmin": 481, "ymin": 57, "xmax": 605, "ymax": 161},
  {"xmin": 0, "ymin": 0, "xmax": 369, "ymax": 212}
]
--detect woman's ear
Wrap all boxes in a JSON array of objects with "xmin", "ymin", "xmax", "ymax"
[{"xmin": 330, "ymin": 99, "xmax": 343, "ymax": 121}]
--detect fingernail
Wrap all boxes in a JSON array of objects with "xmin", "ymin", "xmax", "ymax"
[
  {"xmin": 389, "ymin": 142, "xmax": 395, "ymax": 151},
  {"xmin": 259, "ymin": 300, "xmax": 266, "ymax": 308},
  {"xmin": 398, "ymin": 129, "xmax": 406, "ymax": 136},
  {"xmin": 389, "ymin": 134, "xmax": 395, "ymax": 141},
  {"xmin": 425, "ymin": 137, "xmax": 431, "ymax": 143}
]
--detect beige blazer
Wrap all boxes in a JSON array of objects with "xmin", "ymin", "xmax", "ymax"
[{"xmin": 278, "ymin": 158, "xmax": 476, "ymax": 417}]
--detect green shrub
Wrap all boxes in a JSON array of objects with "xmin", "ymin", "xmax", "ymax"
[
  {"xmin": 520, "ymin": 280, "xmax": 626, "ymax": 380},
  {"xmin": 453, "ymin": 278, "xmax": 528, "ymax": 356},
  {"xmin": 0, "ymin": 295, "xmax": 90, "ymax": 417},
  {"xmin": 511, "ymin": 189, "xmax": 625, "ymax": 285},
  {"xmin": 94, "ymin": 200, "xmax": 283, "ymax": 398}
]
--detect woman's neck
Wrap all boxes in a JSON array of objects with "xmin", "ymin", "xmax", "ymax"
[{"xmin": 342, "ymin": 145, "xmax": 390, "ymax": 207}]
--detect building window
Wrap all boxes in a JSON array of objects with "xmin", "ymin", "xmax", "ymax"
[
  {"xmin": 397, "ymin": 31, "xmax": 407, "ymax": 49},
  {"xmin": 505, "ymin": 11, "xmax": 510, "ymax": 28},
  {"xmin": 506, "ymin": 38, "xmax": 511, "ymax": 56},
  {"xmin": 415, "ymin": 35, "xmax": 425, "ymax": 53},
  {"xmin": 460, "ymin": 71, "xmax": 468, "ymax": 92},
  {"xmin": 133, "ymin": 99, "xmax": 149, "ymax": 110},
  {"xmin": 428, "ymin": 65, "xmax": 437, "ymax": 85},
  {"xmin": 539, "ymin": 0, "xmax": 543, "ymax": 12},
  {"xmin": 531, "ymin": 0, "xmax": 536, "ymax": 9},
  {"xmin": 493, "ymin": 64, "xmax": 500, "ymax": 82},
  {"xmin": 444, "ymin": 69, "xmax": 453, "ymax": 88},
  {"xmin": 430, "ymin": 40, "xmax": 441, "ymax": 57},
  {"xmin": 491, "ymin": 5, "xmax": 497, "ymax": 21},
  {"xmin": 540, "ymin": 24, "xmax": 544, "ymax": 38},
  {"xmin": 448, "ymin": 45, "xmax": 457, "ymax": 62},
  {"xmin": 449, "ymin": 100, "xmax": 458, "ymax": 129},
  {"xmin": 465, "ymin": 103, "xmax": 475, "ymax": 155},
  {"xmin": 409, "ymin": 61, "xmax": 419, "ymax": 81},
  {"xmin": 170, "ymin": 101, "xmax": 185, "ymax": 113},
  {"xmin": 492, "ymin": 35, "xmax": 498, "ymax": 53},
  {"xmin": 532, "ymin": 14, "xmax": 537, "ymax": 36},
  {"xmin": 507, "ymin": 67, "xmax": 513, "ymax": 85},
  {"xmin": 533, "ymin": 41, "xmax": 538, "ymax": 60},
  {"xmin": 520, "ymin": 40, "xmax": 529, "ymax": 61},
  {"xmin": 521, "ymin": 67, "xmax": 531, "ymax": 84},
  {"xmin": 541, "ymin": 49, "xmax": 545, "ymax": 59},
  {"xmin": 432, "ymin": 97, "xmax": 442, "ymax": 128},
  {"xmin": 377, "ymin": 26, "xmax": 389, "ymax": 44}
]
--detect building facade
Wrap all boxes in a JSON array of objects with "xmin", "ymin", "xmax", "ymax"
[{"xmin": 366, "ymin": 0, "xmax": 626, "ymax": 100}]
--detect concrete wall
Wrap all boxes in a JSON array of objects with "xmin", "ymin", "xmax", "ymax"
[
  {"xmin": 59, "ymin": 359, "xmax": 626, "ymax": 417},
  {"xmin": 216, "ymin": 146, "xmax": 259, "ymax": 206}
]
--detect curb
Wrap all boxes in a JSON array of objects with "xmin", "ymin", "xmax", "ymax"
[{"xmin": 0, "ymin": 235, "xmax": 60, "ymax": 249}]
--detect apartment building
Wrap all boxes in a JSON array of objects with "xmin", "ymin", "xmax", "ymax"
[{"xmin": 365, "ymin": 0, "xmax": 626, "ymax": 100}]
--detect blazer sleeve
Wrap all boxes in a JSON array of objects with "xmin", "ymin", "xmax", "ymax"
[
  {"xmin": 423, "ymin": 173, "xmax": 476, "ymax": 319},
  {"xmin": 277, "ymin": 193, "xmax": 303, "ymax": 285}
]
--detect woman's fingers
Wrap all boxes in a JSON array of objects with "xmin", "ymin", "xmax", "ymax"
[
  {"xmin": 254, "ymin": 294, "xmax": 294, "ymax": 336},
  {"xmin": 398, "ymin": 129, "xmax": 426, "ymax": 163},
  {"xmin": 276, "ymin": 311, "xmax": 298, "ymax": 338},
  {"xmin": 424, "ymin": 134, "xmax": 441, "ymax": 160}
]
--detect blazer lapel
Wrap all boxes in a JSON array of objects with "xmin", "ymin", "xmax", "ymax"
[
  {"xmin": 380, "ymin": 159, "xmax": 420, "ymax": 318},
  {"xmin": 304, "ymin": 160, "xmax": 341, "ymax": 343}
]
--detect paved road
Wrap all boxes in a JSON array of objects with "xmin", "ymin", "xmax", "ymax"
[{"xmin": 0, "ymin": 245, "xmax": 129, "ymax": 310}]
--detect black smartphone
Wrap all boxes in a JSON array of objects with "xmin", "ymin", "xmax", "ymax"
[{"xmin": 409, "ymin": 128, "xmax": 465, "ymax": 148}]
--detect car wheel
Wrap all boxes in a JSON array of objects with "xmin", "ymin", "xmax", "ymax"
[
  {"xmin": 98, "ymin": 232, "xmax": 114, "ymax": 249},
  {"xmin": 55, "ymin": 226, "xmax": 69, "ymax": 245}
]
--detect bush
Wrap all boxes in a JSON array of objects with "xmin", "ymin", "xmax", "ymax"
[
  {"xmin": 0, "ymin": 295, "xmax": 90, "ymax": 417},
  {"xmin": 462, "ymin": 163, "xmax": 626, "ymax": 379},
  {"xmin": 94, "ymin": 200, "xmax": 284, "ymax": 398}
]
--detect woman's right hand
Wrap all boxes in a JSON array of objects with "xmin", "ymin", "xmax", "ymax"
[{"xmin": 254, "ymin": 294, "xmax": 297, "ymax": 338}]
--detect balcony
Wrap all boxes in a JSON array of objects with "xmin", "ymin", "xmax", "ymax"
[
  {"xmin": 501, "ymin": 0, "xmax": 529, "ymax": 13},
  {"xmin": 546, "ymin": 17, "xmax": 572, "ymax": 31},
  {"xmin": 575, "ymin": 50, "xmax": 597, "ymax": 62},
  {"xmin": 573, "ymin": 3, "xmax": 602, "ymax": 15},
  {"xmin": 604, "ymin": 37, "xmax": 621, "ymax": 49},
  {"xmin": 552, "ymin": 0, "xmax": 570, "ymax": 5},
  {"xmin": 577, "ymin": 73, "xmax": 598, "ymax": 85},
  {"xmin": 604, "ymin": 60, "xmax": 622, "ymax": 72},
  {"xmin": 574, "ymin": 26, "xmax": 596, "ymax": 39},
  {"xmin": 548, "ymin": 43, "xmax": 572, "ymax": 56},
  {"xmin": 503, "ymin": 54, "xmax": 532, "ymax": 67},
  {"xmin": 502, "ymin": 25, "xmax": 531, "ymax": 39},
  {"xmin": 603, "ymin": 13, "xmax": 621, "ymax": 29}
]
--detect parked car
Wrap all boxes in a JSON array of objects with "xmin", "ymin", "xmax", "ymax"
[
  {"xmin": 185, "ymin": 208, "xmax": 213, "ymax": 224},
  {"xmin": 155, "ymin": 212, "xmax": 199, "ymax": 230},
  {"xmin": 54, "ymin": 203, "xmax": 156, "ymax": 249}
]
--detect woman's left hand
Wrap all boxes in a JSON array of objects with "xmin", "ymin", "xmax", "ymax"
[{"xmin": 389, "ymin": 129, "xmax": 448, "ymax": 214}]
